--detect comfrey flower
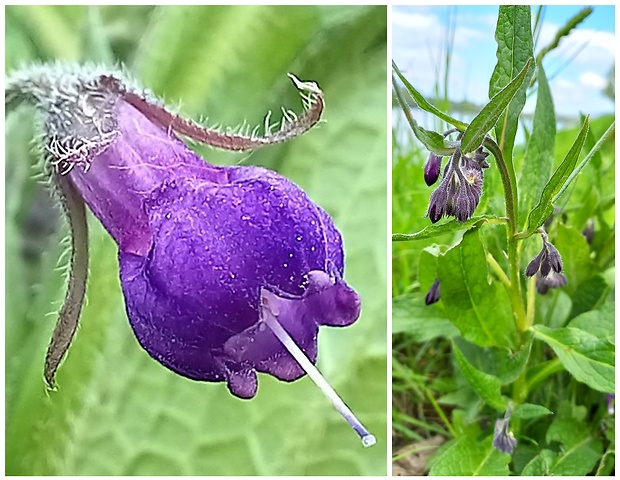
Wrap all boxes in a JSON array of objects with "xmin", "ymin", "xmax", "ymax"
[
  {"xmin": 6, "ymin": 64, "xmax": 374, "ymax": 446},
  {"xmin": 525, "ymin": 231, "xmax": 566, "ymax": 294},
  {"xmin": 493, "ymin": 407, "xmax": 517, "ymax": 455},
  {"xmin": 426, "ymin": 145, "xmax": 489, "ymax": 224}
]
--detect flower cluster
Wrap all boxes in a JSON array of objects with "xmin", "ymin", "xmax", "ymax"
[
  {"xmin": 425, "ymin": 145, "xmax": 490, "ymax": 224},
  {"xmin": 525, "ymin": 232, "xmax": 566, "ymax": 295}
]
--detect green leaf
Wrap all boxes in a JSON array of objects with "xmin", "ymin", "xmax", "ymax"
[
  {"xmin": 489, "ymin": 6, "xmax": 535, "ymax": 160},
  {"xmin": 393, "ymin": 215, "xmax": 504, "ymax": 242},
  {"xmin": 452, "ymin": 342, "xmax": 508, "ymax": 411},
  {"xmin": 392, "ymin": 60, "xmax": 468, "ymax": 131},
  {"xmin": 512, "ymin": 403, "xmax": 552, "ymax": 419},
  {"xmin": 135, "ymin": 6, "xmax": 320, "ymax": 119},
  {"xmin": 437, "ymin": 229, "xmax": 517, "ymax": 348},
  {"xmin": 518, "ymin": 64, "xmax": 555, "ymax": 227},
  {"xmin": 392, "ymin": 77, "xmax": 455, "ymax": 156},
  {"xmin": 429, "ymin": 432, "xmax": 510, "ymax": 475},
  {"xmin": 533, "ymin": 325, "xmax": 614, "ymax": 393},
  {"xmin": 568, "ymin": 275, "xmax": 611, "ymax": 319},
  {"xmin": 392, "ymin": 294, "xmax": 458, "ymax": 341},
  {"xmin": 453, "ymin": 334, "xmax": 532, "ymax": 385},
  {"xmin": 525, "ymin": 117, "xmax": 590, "ymax": 232},
  {"xmin": 521, "ymin": 449, "xmax": 557, "ymax": 475},
  {"xmin": 392, "ymin": 87, "xmax": 454, "ymax": 156},
  {"xmin": 553, "ymin": 223, "xmax": 594, "ymax": 297},
  {"xmin": 545, "ymin": 404, "xmax": 604, "ymax": 475},
  {"xmin": 568, "ymin": 302, "xmax": 614, "ymax": 342},
  {"xmin": 461, "ymin": 57, "xmax": 532, "ymax": 154}
]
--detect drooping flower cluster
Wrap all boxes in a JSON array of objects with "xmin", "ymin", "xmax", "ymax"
[
  {"xmin": 425, "ymin": 144, "xmax": 490, "ymax": 224},
  {"xmin": 525, "ymin": 232, "xmax": 566, "ymax": 295}
]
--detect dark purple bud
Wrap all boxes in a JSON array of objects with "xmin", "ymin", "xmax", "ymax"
[
  {"xmin": 546, "ymin": 242, "xmax": 563, "ymax": 273},
  {"xmin": 424, "ymin": 153, "xmax": 443, "ymax": 186},
  {"xmin": 425, "ymin": 278, "xmax": 441, "ymax": 305},
  {"xmin": 539, "ymin": 253, "xmax": 552, "ymax": 277},
  {"xmin": 427, "ymin": 179, "xmax": 448, "ymax": 223},
  {"xmin": 535, "ymin": 271, "xmax": 567, "ymax": 295},
  {"xmin": 525, "ymin": 249, "xmax": 545, "ymax": 277}
]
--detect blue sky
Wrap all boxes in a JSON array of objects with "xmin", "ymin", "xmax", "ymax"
[{"xmin": 392, "ymin": 5, "xmax": 615, "ymax": 120}]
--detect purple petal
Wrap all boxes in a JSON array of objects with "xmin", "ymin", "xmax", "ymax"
[{"xmin": 119, "ymin": 166, "xmax": 357, "ymax": 397}]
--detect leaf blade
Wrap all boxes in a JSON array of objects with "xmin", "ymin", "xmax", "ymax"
[
  {"xmin": 437, "ymin": 229, "xmax": 517, "ymax": 348},
  {"xmin": 461, "ymin": 57, "xmax": 532, "ymax": 154},
  {"xmin": 392, "ymin": 60, "xmax": 468, "ymax": 131},
  {"xmin": 524, "ymin": 116, "xmax": 590, "ymax": 233},
  {"xmin": 489, "ymin": 5, "xmax": 535, "ymax": 159},
  {"xmin": 533, "ymin": 325, "xmax": 614, "ymax": 393}
]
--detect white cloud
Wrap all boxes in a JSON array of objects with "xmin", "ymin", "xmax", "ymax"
[
  {"xmin": 538, "ymin": 24, "xmax": 615, "ymax": 69},
  {"xmin": 392, "ymin": 11, "xmax": 438, "ymax": 30},
  {"xmin": 580, "ymin": 72, "xmax": 607, "ymax": 89}
]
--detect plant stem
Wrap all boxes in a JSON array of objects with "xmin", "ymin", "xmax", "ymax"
[
  {"xmin": 526, "ymin": 358, "xmax": 563, "ymax": 392},
  {"xmin": 486, "ymin": 252, "xmax": 511, "ymax": 289},
  {"xmin": 483, "ymin": 137, "xmax": 527, "ymax": 333}
]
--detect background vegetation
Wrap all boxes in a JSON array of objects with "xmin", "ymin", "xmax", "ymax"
[
  {"xmin": 392, "ymin": 6, "xmax": 614, "ymax": 475},
  {"xmin": 6, "ymin": 5, "xmax": 387, "ymax": 475}
]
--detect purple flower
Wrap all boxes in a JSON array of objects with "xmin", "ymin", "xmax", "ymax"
[
  {"xmin": 424, "ymin": 153, "xmax": 443, "ymax": 186},
  {"xmin": 426, "ymin": 147, "xmax": 487, "ymax": 224},
  {"xmin": 493, "ymin": 407, "xmax": 517, "ymax": 455},
  {"xmin": 9, "ymin": 66, "xmax": 362, "ymax": 399},
  {"xmin": 525, "ymin": 233, "xmax": 564, "ymax": 294},
  {"xmin": 607, "ymin": 394, "xmax": 615, "ymax": 415}
]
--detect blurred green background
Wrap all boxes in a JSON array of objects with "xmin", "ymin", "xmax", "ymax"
[{"xmin": 5, "ymin": 5, "xmax": 387, "ymax": 475}]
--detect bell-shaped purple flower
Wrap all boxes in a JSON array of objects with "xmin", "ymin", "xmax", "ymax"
[{"xmin": 7, "ymin": 64, "xmax": 375, "ymax": 445}]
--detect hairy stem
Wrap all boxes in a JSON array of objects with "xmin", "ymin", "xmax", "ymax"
[{"xmin": 483, "ymin": 136, "xmax": 527, "ymax": 333}]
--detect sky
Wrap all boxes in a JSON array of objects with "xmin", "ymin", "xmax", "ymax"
[{"xmin": 392, "ymin": 5, "xmax": 615, "ymax": 122}]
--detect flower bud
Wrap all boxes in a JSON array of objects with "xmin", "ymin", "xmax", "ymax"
[
  {"xmin": 424, "ymin": 153, "xmax": 442, "ymax": 186},
  {"xmin": 424, "ymin": 278, "xmax": 441, "ymax": 305}
]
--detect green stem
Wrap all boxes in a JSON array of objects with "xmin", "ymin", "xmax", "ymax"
[
  {"xmin": 483, "ymin": 137, "xmax": 527, "ymax": 333},
  {"xmin": 424, "ymin": 388, "xmax": 457, "ymax": 439},
  {"xmin": 526, "ymin": 358, "xmax": 563, "ymax": 392},
  {"xmin": 525, "ymin": 275, "xmax": 536, "ymax": 330},
  {"xmin": 486, "ymin": 252, "xmax": 511, "ymax": 289}
]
